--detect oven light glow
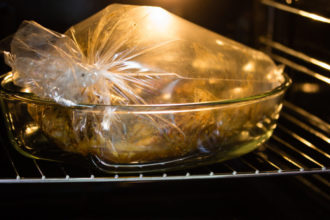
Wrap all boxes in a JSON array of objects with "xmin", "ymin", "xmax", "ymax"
[
  {"xmin": 162, "ymin": 93, "xmax": 172, "ymax": 100},
  {"xmin": 147, "ymin": 7, "xmax": 171, "ymax": 29},
  {"xmin": 300, "ymin": 83, "xmax": 320, "ymax": 93}
]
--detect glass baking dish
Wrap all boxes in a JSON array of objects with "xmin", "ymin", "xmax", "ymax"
[{"xmin": 0, "ymin": 72, "xmax": 291, "ymax": 173}]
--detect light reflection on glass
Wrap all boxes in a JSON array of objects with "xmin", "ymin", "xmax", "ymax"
[
  {"xmin": 242, "ymin": 62, "xmax": 255, "ymax": 72},
  {"xmin": 21, "ymin": 87, "xmax": 31, "ymax": 93},
  {"xmin": 216, "ymin": 39, "xmax": 224, "ymax": 45},
  {"xmin": 162, "ymin": 93, "xmax": 172, "ymax": 100},
  {"xmin": 232, "ymin": 87, "xmax": 243, "ymax": 94},
  {"xmin": 3, "ymin": 73, "xmax": 12, "ymax": 84},
  {"xmin": 25, "ymin": 125, "xmax": 39, "ymax": 135}
]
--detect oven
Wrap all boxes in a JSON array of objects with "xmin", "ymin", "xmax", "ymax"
[{"xmin": 0, "ymin": 0, "xmax": 329, "ymax": 219}]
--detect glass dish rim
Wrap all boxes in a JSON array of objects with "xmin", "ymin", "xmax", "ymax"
[{"xmin": 0, "ymin": 71, "xmax": 291, "ymax": 110}]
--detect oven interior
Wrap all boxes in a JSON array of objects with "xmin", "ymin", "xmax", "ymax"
[{"xmin": 0, "ymin": 0, "xmax": 329, "ymax": 219}]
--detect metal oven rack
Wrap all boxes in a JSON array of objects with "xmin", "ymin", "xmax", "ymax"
[{"xmin": 0, "ymin": 0, "xmax": 329, "ymax": 184}]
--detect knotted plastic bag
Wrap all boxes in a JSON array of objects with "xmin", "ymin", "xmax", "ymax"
[
  {"xmin": 4, "ymin": 4, "xmax": 283, "ymax": 106},
  {"xmin": 3, "ymin": 4, "xmax": 285, "ymax": 163}
]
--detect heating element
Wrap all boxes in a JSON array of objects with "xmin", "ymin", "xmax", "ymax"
[{"xmin": 0, "ymin": 0, "xmax": 329, "ymax": 184}]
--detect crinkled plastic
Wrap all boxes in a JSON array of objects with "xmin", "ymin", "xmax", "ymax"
[
  {"xmin": 4, "ymin": 4, "xmax": 284, "ymax": 106},
  {"xmin": 2, "ymin": 4, "xmax": 287, "ymax": 168}
]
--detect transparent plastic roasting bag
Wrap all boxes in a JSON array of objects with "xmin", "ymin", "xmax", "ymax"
[{"xmin": 2, "ymin": 4, "xmax": 287, "ymax": 171}]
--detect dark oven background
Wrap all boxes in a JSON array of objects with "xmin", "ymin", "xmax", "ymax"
[{"xmin": 0, "ymin": 0, "xmax": 329, "ymax": 219}]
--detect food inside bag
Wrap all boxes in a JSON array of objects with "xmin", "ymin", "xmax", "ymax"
[{"xmin": 3, "ymin": 4, "xmax": 285, "ymax": 164}]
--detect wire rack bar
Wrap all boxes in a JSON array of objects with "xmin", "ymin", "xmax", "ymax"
[
  {"xmin": 265, "ymin": 143, "xmax": 304, "ymax": 169},
  {"xmin": 277, "ymin": 125, "xmax": 330, "ymax": 159},
  {"xmin": 33, "ymin": 159, "xmax": 45, "ymax": 179},
  {"xmin": 280, "ymin": 112, "xmax": 330, "ymax": 144},
  {"xmin": 2, "ymin": 141, "xmax": 20, "ymax": 179},
  {"xmin": 284, "ymin": 101, "xmax": 330, "ymax": 134},
  {"xmin": 273, "ymin": 134, "xmax": 324, "ymax": 166},
  {"xmin": 261, "ymin": 0, "xmax": 330, "ymax": 24},
  {"xmin": 0, "ymin": 169, "xmax": 328, "ymax": 184},
  {"xmin": 269, "ymin": 54, "xmax": 330, "ymax": 84},
  {"xmin": 260, "ymin": 37, "xmax": 330, "ymax": 72}
]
